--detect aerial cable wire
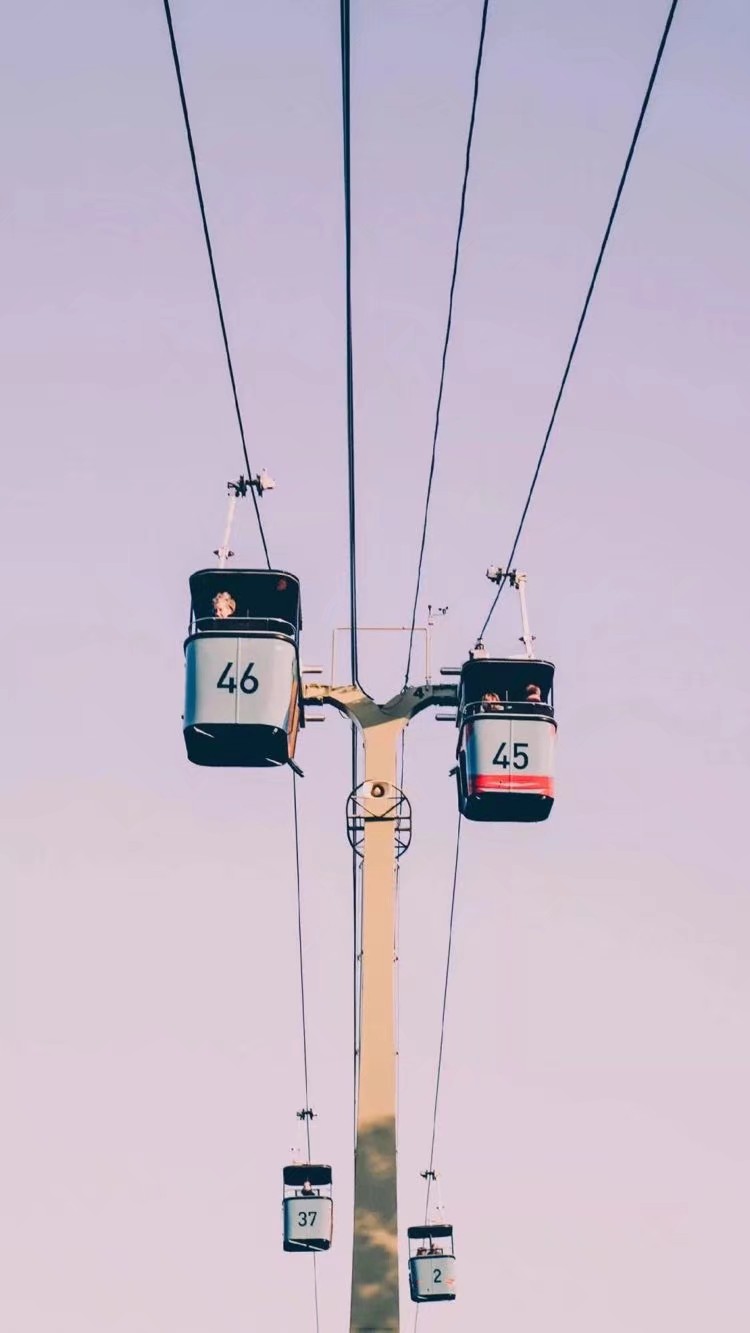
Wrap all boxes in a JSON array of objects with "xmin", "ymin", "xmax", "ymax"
[
  {"xmin": 352, "ymin": 846, "xmax": 363, "ymax": 1145},
  {"xmin": 340, "ymin": 0, "xmax": 364, "ymax": 1169},
  {"xmin": 291, "ymin": 774, "xmax": 314, "ymax": 1160},
  {"xmin": 412, "ymin": 813, "xmax": 463, "ymax": 1330},
  {"xmin": 339, "ymin": 0, "xmax": 359, "ymax": 686},
  {"xmin": 404, "ymin": 0, "xmax": 491, "ymax": 685},
  {"xmin": 160, "ymin": 0, "xmax": 271, "ymax": 568},
  {"xmin": 291, "ymin": 774, "xmax": 321, "ymax": 1332},
  {"xmin": 417, "ymin": 814, "xmax": 463, "ymax": 1239},
  {"xmin": 394, "ymin": 731, "xmax": 407, "ymax": 1148},
  {"xmin": 478, "ymin": 0, "xmax": 682, "ymax": 640}
]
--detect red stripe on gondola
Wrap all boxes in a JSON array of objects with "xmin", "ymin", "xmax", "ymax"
[{"xmin": 468, "ymin": 774, "xmax": 554, "ymax": 795}]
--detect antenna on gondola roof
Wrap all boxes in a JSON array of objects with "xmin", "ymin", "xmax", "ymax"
[
  {"xmin": 214, "ymin": 471, "xmax": 276, "ymax": 566},
  {"xmin": 486, "ymin": 566, "xmax": 535, "ymax": 658}
]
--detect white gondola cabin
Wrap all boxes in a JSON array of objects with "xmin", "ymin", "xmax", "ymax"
[
  {"xmin": 455, "ymin": 656, "xmax": 556, "ymax": 822},
  {"xmin": 183, "ymin": 569, "xmax": 303, "ymax": 767},
  {"xmin": 282, "ymin": 1164, "xmax": 333, "ymax": 1253},
  {"xmin": 408, "ymin": 1224, "xmax": 456, "ymax": 1303}
]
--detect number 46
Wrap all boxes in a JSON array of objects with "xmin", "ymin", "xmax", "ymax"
[{"xmin": 217, "ymin": 662, "xmax": 259, "ymax": 695}]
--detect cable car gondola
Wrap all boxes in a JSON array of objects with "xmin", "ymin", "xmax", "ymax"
[
  {"xmin": 183, "ymin": 568, "xmax": 303, "ymax": 767},
  {"xmin": 282, "ymin": 1164, "xmax": 333, "ymax": 1252},
  {"xmin": 455, "ymin": 653, "xmax": 556, "ymax": 821},
  {"xmin": 407, "ymin": 1224, "xmax": 456, "ymax": 1302}
]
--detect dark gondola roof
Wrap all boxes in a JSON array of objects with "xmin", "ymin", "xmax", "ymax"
[
  {"xmin": 283, "ymin": 1164, "xmax": 332, "ymax": 1187},
  {"xmin": 460, "ymin": 655, "xmax": 554, "ymax": 697},
  {"xmin": 407, "ymin": 1224, "xmax": 454, "ymax": 1240},
  {"xmin": 189, "ymin": 568, "xmax": 302, "ymax": 630}
]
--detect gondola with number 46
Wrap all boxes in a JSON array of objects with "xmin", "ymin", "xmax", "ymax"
[{"xmin": 183, "ymin": 568, "xmax": 304, "ymax": 767}]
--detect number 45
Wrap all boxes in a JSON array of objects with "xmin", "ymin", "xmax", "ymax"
[{"xmin": 492, "ymin": 741, "xmax": 529, "ymax": 769}]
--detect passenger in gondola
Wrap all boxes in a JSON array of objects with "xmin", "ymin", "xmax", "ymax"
[
  {"xmin": 481, "ymin": 691, "xmax": 502, "ymax": 712},
  {"xmin": 525, "ymin": 682, "xmax": 542, "ymax": 703},
  {"xmin": 212, "ymin": 590, "xmax": 236, "ymax": 620}
]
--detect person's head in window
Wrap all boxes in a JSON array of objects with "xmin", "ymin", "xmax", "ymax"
[
  {"xmin": 481, "ymin": 691, "xmax": 502, "ymax": 712},
  {"xmin": 525, "ymin": 682, "xmax": 542, "ymax": 703},
  {"xmin": 212, "ymin": 590, "xmax": 236, "ymax": 619}
]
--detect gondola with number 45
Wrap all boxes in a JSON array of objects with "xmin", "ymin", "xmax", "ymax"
[{"xmin": 454, "ymin": 650, "xmax": 556, "ymax": 822}]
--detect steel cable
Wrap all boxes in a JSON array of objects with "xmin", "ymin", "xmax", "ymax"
[
  {"xmin": 339, "ymin": 0, "xmax": 359, "ymax": 685},
  {"xmin": 479, "ymin": 0, "xmax": 682, "ymax": 639},
  {"xmin": 422, "ymin": 814, "xmax": 462, "ymax": 1216},
  {"xmin": 160, "ymin": 0, "xmax": 271, "ymax": 567},
  {"xmin": 404, "ymin": 0, "xmax": 491, "ymax": 683},
  {"xmin": 412, "ymin": 812, "xmax": 463, "ymax": 1329},
  {"xmin": 291, "ymin": 774, "xmax": 320, "ymax": 1332}
]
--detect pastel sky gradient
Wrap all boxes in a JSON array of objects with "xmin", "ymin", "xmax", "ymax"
[{"xmin": 2, "ymin": 1, "xmax": 749, "ymax": 1329}]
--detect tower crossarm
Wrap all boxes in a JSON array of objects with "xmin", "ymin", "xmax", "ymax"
[{"xmin": 302, "ymin": 681, "xmax": 458, "ymax": 725}]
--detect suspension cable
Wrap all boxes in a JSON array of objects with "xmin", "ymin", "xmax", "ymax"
[
  {"xmin": 478, "ymin": 0, "xmax": 681, "ymax": 639},
  {"xmin": 312, "ymin": 1256, "xmax": 320, "ymax": 1333},
  {"xmin": 394, "ymin": 731, "xmax": 406, "ymax": 1147},
  {"xmin": 160, "ymin": 0, "xmax": 271, "ymax": 568},
  {"xmin": 419, "ymin": 813, "xmax": 463, "ymax": 1223},
  {"xmin": 352, "ymin": 729, "xmax": 362, "ymax": 1147},
  {"xmin": 291, "ymin": 774, "xmax": 313, "ymax": 1156},
  {"xmin": 341, "ymin": 0, "xmax": 363, "ymax": 1179},
  {"xmin": 410, "ymin": 810, "xmax": 463, "ymax": 1322},
  {"xmin": 291, "ymin": 773, "xmax": 320, "ymax": 1331},
  {"xmin": 412, "ymin": 811, "xmax": 463, "ymax": 1324},
  {"xmin": 404, "ymin": 0, "xmax": 491, "ymax": 683},
  {"xmin": 339, "ymin": 0, "xmax": 359, "ymax": 684}
]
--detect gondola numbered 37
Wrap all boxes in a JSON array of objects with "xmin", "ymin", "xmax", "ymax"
[
  {"xmin": 282, "ymin": 1164, "xmax": 333, "ymax": 1253},
  {"xmin": 183, "ymin": 568, "xmax": 304, "ymax": 767}
]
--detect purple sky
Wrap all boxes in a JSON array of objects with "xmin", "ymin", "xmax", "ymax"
[{"xmin": 2, "ymin": 0, "xmax": 749, "ymax": 1328}]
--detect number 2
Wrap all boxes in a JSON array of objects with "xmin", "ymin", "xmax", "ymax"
[{"xmin": 433, "ymin": 1267, "xmax": 442, "ymax": 1283}]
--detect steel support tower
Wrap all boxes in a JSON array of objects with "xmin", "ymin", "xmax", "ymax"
[{"xmin": 304, "ymin": 680, "xmax": 457, "ymax": 1332}]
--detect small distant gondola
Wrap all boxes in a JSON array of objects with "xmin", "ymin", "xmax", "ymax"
[
  {"xmin": 407, "ymin": 1223, "xmax": 456, "ymax": 1302},
  {"xmin": 282, "ymin": 1164, "xmax": 333, "ymax": 1253}
]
